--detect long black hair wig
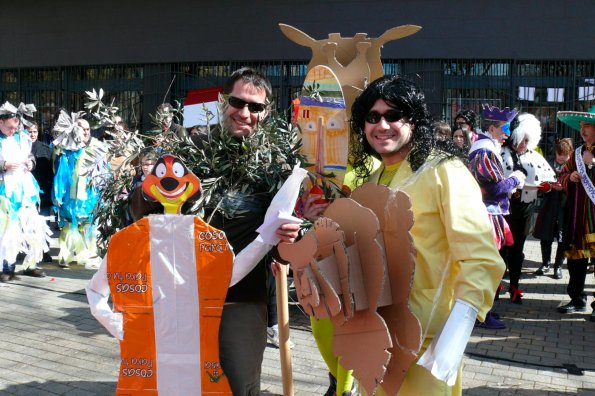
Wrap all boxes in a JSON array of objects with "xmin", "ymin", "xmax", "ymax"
[{"xmin": 349, "ymin": 75, "xmax": 466, "ymax": 183}]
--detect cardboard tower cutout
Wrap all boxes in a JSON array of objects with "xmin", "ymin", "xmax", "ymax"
[{"xmin": 86, "ymin": 155, "xmax": 234, "ymax": 395}]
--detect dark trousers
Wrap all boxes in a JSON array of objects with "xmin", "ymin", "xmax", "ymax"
[
  {"xmin": 504, "ymin": 200, "xmax": 534, "ymax": 288},
  {"xmin": 266, "ymin": 263, "xmax": 277, "ymax": 327},
  {"xmin": 540, "ymin": 240, "xmax": 565, "ymax": 267},
  {"xmin": 567, "ymin": 258, "xmax": 595, "ymax": 309},
  {"xmin": 219, "ymin": 301, "xmax": 267, "ymax": 396}
]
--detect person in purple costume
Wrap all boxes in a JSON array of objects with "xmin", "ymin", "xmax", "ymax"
[{"xmin": 468, "ymin": 104, "xmax": 526, "ymax": 329}]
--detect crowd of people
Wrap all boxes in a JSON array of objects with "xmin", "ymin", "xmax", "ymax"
[
  {"xmin": 431, "ymin": 103, "xmax": 595, "ymax": 330},
  {"xmin": 1, "ymin": 66, "xmax": 594, "ymax": 395}
]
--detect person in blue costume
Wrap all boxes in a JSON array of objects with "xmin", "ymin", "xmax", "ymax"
[
  {"xmin": 52, "ymin": 111, "xmax": 108, "ymax": 268},
  {"xmin": 0, "ymin": 101, "xmax": 50, "ymax": 281}
]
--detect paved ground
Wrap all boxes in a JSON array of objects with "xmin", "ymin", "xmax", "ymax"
[{"xmin": 0, "ymin": 236, "xmax": 594, "ymax": 395}]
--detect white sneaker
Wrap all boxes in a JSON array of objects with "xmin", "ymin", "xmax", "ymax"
[{"xmin": 267, "ymin": 326, "xmax": 294, "ymax": 349}]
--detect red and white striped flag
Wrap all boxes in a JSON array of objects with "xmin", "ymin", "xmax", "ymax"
[{"xmin": 183, "ymin": 87, "xmax": 223, "ymax": 128}]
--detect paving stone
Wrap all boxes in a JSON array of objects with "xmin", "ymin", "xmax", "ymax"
[{"xmin": 2, "ymin": 237, "xmax": 594, "ymax": 394}]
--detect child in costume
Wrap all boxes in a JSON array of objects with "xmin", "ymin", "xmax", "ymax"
[
  {"xmin": 533, "ymin": 138, "xmax": 574, "ymax": 279},
  {"xmin": 0, "ymin": 101, "xmax": 51, "ymax": 281},
  {"xmin": 127, "ymin": 150, "xmax": 161, "ymax": 223},
  {"xmin": 52, "ymin": 111, "xmax": 108, "ymax": 268}
]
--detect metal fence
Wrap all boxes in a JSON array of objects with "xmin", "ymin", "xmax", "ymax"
[{"xmin": 1, "ymin": 59, "xmax": 593, "ymax": 158}]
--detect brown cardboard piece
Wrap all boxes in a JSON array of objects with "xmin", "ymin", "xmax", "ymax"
[
  {"xmin": 281, "ymin": 198, "xmax": 394, "ymax": 394},
  {"xmin": 312, "ymin": 218, "xmax": 353, "ymax": 324},
  {"xmin": 351, "ymin": 183, "xmax": 422, "ymax": 395},
  {"xmin": 323, "ymin": 198, "xmax": 392, "ymax": 394},
  {"xmin": 277, "ymin": 229, "xmax": 342, "ymax": 319},
  {"xmin": 278, "ymin": 184, "xmax": 420, "ymax": 394}
]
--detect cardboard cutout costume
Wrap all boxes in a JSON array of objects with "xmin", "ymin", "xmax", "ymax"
[
  {"xmin": 86, "ymin": 155, "xmax": 234, "ymax": 395},
  {"xmin": 279, "ymin": 24, "xmax": 421, "ymax": 117},
  {"xmin": 278, "ymin": 184, "xmax": 420, "ymax": 395},
  {"xmin": 281, "ymin": 25, "xmax": 423, "ymax": 395},
  {"xmin": 86, "ymin": 157, "xmax": 305, "ymax": 395}
]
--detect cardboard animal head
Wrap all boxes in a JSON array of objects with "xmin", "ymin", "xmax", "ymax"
[{"xmin": 280, "ymin": 23, "xmax": 422, "ymax": 113}]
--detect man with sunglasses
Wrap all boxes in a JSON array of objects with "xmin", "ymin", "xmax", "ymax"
[
  {"xmin": 191, "ymin": 67, "xmax": 299, "ymax": 395},
  {"xmin": 350, "ymin": 76, "xmax": 505, "ymax": 395}
]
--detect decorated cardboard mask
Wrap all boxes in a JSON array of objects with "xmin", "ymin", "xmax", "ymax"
[{"xmin": 142, "ymin": 154, "xmax": 202, "ymax": 214}]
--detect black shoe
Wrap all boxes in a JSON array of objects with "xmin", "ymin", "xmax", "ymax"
[
  {"xmin": 23, "ymin": 268, "xmax": 46, "ymax": 278},
  {"xmin": 553, "ymin": 267, "xmax": 562, "ymax": 279},
  {"xmin": 557, "ymin": 301, "xmax": 587, "ymax": 314},
  {"xmin": 535, "ymin": 264, "xmax": 550, "ymax": 275},
  {"xmin": 324, "ymin": 372, "xmax": 337, "ymax": 396}
]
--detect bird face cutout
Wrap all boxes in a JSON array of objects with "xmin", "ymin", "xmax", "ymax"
[{"xmin": 142, "ymin": 154, "xmax": 201, "ymax": 214}]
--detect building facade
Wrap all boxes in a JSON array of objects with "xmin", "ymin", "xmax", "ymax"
[{"xmin": 2, "ymin": 1, "xmax": 594, "ymax": 155}]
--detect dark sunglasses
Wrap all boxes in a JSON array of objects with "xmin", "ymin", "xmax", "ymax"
[
  {"xmin": 227, "ymin": 96, "xmax": 267, "ymax": 113},
  {"xmin": 365, "ymin": 110, "xmax": 405, "ymax": 124}
]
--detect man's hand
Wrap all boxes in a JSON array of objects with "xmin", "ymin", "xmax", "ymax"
[
  {"xmin": 276, "ymin": 223, "xmax": 300, "ymax": 244},
  {"xmin": 300, "ymin": 192, "xmax": 329, "ymax": 221},
  {"xmin": 537, "ymin": 181, "xmax": 552, "ymax": 193},
  {"xmin": 25, "ymin": 159, "xmax": 33, "ymax": 172},
  {"xmin": 570, "ymin": 171, "xmax": 581, "ymax": 183},
  {"xmin": 271, "ymin": 261, "xmax": 288, "ymax": 278}
]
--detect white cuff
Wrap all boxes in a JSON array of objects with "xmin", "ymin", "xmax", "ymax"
[
  {"xmin": 417, "ymin": 299, "xmax": 478, "ymax": 386},
  {"xmin": 85, "ymin": 256, "xmax": 124, "ymax": 340},
  {"xmin": 85, "ymin": 284, "xmax": 124, "ymax": 340}
]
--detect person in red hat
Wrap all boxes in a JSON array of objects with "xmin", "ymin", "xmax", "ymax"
[{"xmin": 556, "ymin": 105, "xmax": 595, "ymax": 322}]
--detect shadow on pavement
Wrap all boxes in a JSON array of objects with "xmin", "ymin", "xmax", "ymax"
[{"xmin": 1, "ymin": 380, "xmax": 115, "ymax": 395}]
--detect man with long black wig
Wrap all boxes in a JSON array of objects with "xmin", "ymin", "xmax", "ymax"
[{"xmin": 349, "ymin": 75, "xmax": 504, "ymax": 395}]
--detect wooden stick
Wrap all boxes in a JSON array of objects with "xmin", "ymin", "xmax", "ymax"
[{"xmin": 275, "ymin": 263, "xmax": 294, "ymax": 395}]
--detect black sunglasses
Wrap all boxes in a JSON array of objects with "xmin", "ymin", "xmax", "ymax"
[
  {"xmin": 227, "ymin": 96, "xmax": 267, "ymax": 113},
  {"xmin": 365, "ymin": 110, "xmax": 405, "ymax": 124}
]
